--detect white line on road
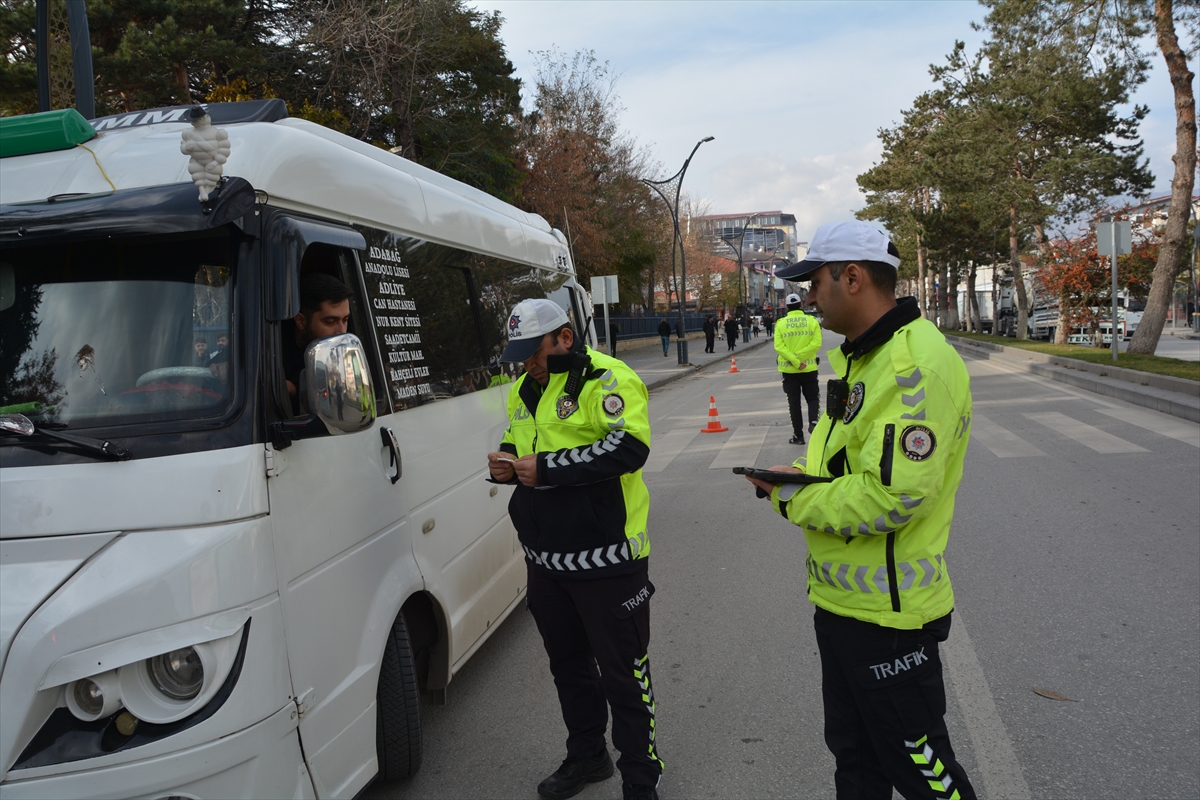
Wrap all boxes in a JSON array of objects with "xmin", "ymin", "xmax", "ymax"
[
  {"xmin": 972, "ymin": 395, "xmax": 1082, "ymax": 406},
  {"xmin": 1024, "ymin": 411, "xmax": 1148, "ymax": 453},
  {"xmin": 669, "ymin": 407, "xmax": 788, "ymax": 422},
  {"xmin": 708, "ymin": 426, "xmax": 769, "ymax": 469},
  {"xmin": 943, "ymin": 614, "xmax": 1031, "ymax": 800},
  {"xmin": 727, "ymin": 381, "xmax": 784, "ymax": 390},
  {"xmin": 642, "ymin": 428, "xmax": 701, "ymax": 472},
  {"xmin": 969, "ymin": 414, "xmax": 1047, "ymax": 458},
  {"xmin": 1094, "ymin": 407, "xmax": 1200, "ymax": 448}
]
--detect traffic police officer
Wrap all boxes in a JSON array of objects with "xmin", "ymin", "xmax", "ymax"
[
  {"xmin": 486, "ymin": 299, "xmax": 662, "ymax": 800},
  {"xmin": 774, "ymin": 292, "xmax": 823, "ymax": 444},
  {"xmin": 746, "ymin": 222, "xmax": 977, "ymax": 800}
]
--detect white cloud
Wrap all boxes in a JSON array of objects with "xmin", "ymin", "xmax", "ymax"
[{"xmin": 476, "ymin": 0, "xmax": 1186, "ymax": 239}]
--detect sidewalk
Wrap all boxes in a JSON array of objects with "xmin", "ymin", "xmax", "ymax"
[
  {"xmin": 1161, "ymin": 327, "xmax": 1200, "ymax": 340},
  {"xmin": 603, "ymin": 332, "xmax": 772, "ymax": 391}
]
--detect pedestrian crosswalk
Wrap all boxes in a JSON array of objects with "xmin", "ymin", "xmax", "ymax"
[
  {"xmin": 708, "ymin": 427, "xmax": 768, "ymax": 469},
  {"xmin": 967, "ymin": 415, "xmax": 1047, "ymax": 458},
  {"xmin": 1024, "ymin": 411, "xmax": 1148, "ymax": 454},
  {"xmin": 642, "ymin": 428, "xmax": 700, "ymax": 473},
  {"xmin": 641, "ymin": 407, "xmax": 1196, "ymax": 475}
]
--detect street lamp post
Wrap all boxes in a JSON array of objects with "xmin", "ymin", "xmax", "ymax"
[{"xmin": 643, "ymin": 136, "xmax": 714, "ymax": 365}]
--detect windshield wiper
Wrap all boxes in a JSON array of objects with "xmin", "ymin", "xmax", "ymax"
[{"xmin": 0, "ymin": 414, "xmax": 132, "ymax": 461}]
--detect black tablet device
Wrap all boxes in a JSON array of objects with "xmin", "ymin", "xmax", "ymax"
[{"xmin": 731, "ymin": 466, "xmax": 834, "ymax": 484}]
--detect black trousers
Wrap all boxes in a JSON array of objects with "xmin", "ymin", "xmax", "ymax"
[
  {"xmin": 526, "ymin": 564, "xmax": 663, "ymax": 787},
  {"xmin": 814, "ymin": 607, "xmax": 976, "ymax": 800},
  {"xmin": 705, "ymin": 332, "xmax": 715, "ymax": 353},
  {"xmin": 782, "ymin": 371, "xmax": 820, "ymax": 437}
]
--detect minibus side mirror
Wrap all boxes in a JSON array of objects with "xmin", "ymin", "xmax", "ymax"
[{"xmin": 305, "ymin": 333, "xmax": 377, "ymax": 435}]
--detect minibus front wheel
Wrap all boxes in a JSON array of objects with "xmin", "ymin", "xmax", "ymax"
[{"xmin": 376, "ymin": 611, "xmax": 423, "ymax": 780}]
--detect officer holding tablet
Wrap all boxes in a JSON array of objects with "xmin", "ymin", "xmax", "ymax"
[{"xmin": 743, "ymin": 221, "xmax": 977, "ymax": 800}]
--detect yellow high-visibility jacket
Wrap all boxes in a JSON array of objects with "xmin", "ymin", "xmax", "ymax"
[
  {"xmin": 770, "ymin": 299, "xmax": 972, "ymax": 628},
  {"xmin": 774, "ymin": 309, "xmax": 822, "ymax": 374},
  {"xmin": 500, "ymin": 346, "xmax": 652, "ymax": 577}
]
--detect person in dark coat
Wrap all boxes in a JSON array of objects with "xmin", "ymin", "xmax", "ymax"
[
  {"xmin": 702, "ymin": 315, "xmax": 716, "ymax": 353},
  {"xmin": 657, "ymin": 318, "xmax": 672, "ymax": 356},
  {"xmin": 609, "ymin": 320, "xmax": 619, "ymax": 356},
  {"xmin": 723, "ymin": 316, "xmax": 738, "ymax": 351}
]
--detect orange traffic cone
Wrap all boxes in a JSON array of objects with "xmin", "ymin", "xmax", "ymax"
[
  {"xmin": 728, "ymin": 357, "xmax": 740, "ymax": 373},
  {"xmin": 700, "ymin": 396, "xmax": 729, "ymax": 433}
]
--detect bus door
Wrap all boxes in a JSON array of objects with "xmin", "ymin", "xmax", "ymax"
[{"xmin": 262, "ymin": 217, "xmax": 412, "ymax": 799}]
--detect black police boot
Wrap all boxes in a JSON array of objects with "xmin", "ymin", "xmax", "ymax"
[
  {"xmin": 808, "ymin": 420, "xmax": 818, "ymax": 434},
  {"xmin": 789, "ymin": 434, "xmax": 805, "ymax": 445},
  {"xmin": 537, "ymin": 751, "xmax": 614, "ymax": 800},
  {"xmin": 623, "ymin": 782, "xmax": 660, "ymax": 800}
]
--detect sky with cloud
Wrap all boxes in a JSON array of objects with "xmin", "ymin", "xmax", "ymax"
[{"xmin": 472, "ymin": 0, "xmax": 1186, "ymax": 242}]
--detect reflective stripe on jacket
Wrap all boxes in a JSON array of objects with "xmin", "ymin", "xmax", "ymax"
[
  {"xmin": 771, "ymin": 300, "xmax": 972, "ymax": 628},
  {"xmin": 774, "ymin": 309, "xmax": 822, "ymax": 374},
  {"xmin": 500, "ymin": 346, "xmax": 652, "ymax": 578}
]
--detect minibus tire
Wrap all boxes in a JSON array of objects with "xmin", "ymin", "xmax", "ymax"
[{"xmin": 376, "ymin": 612, "xmax": 423, "ymax": 780}]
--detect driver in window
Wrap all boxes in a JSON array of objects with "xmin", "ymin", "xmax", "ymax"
[{"xmin": 283, "ymin": 273, "xmax": 353, "ymax": 412}]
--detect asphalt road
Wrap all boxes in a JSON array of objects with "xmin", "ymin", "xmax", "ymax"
[{"xmin": 368, "ymin": 334, "xmax": 1200, "ymax": 800}]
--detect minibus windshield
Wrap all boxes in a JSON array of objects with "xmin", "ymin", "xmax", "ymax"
[{"xmin": 0, "ymin": 231, "xmax": 237, "ymax": 430}]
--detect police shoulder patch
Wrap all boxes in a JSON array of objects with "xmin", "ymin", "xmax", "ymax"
[
  {"xmin": 602, "ymin": 393, "xmax": 625, "ymax": 417},
  {"xmin": 901, "ymin": 425, "xmax": 936, "ymax": 461},
  {"xmin": 556, "ymin": 395, "xmax": 578, "ymax": 419},
  {"xmin": 843, "ymin": 381, "xmax": 866, "ymax": 424}
]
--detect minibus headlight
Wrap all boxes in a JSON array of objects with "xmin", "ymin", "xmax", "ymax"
[
  {"xmin": 118, "ymin": 631, "xmax": 240, "ymax": 724},
  {"xmin": 64, "ymin": 670, "xmax": 121, "ymax": 721},
  {"xmin": 148, "ymin": 647, "xmax": 203, "ymax": 700},
  {"xmin": 74, "ymin": 678, "xmax": 104, "ymax": 714}
]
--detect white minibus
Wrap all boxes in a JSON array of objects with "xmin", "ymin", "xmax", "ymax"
[{"xmin": 0, "ymin": 99, "xmax": 595, "ymax": 799}]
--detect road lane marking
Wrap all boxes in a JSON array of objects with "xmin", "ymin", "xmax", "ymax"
[
  {"xmin": 727, "ymin": 381, "xmax": 784, "ymax": 390},
  {"xmin": 668, "ymin": 407, "xmax": 788, "ymax": 422},
  {"xmin": 1024, "ymin": 411, "xmax": 1148, "ymax": 453},
  {"xmin": 642, "ymin": 428, "xmax": 701, "ymax": 472},
  {"xmin": 969, "ymin": 414, "xmax": 1047, "ymax": 458},
  {"xmin": 972, "ymin": 395, "xmax": 1082, "ymax": 406},
  {"xmin": 708, "ymin": 426, "xmax": 769, "ymax": 469},
  {"xmin": 1094, "ymin": 408, "xmax": 1200, "ymax": 448},
  {"xmin": 943, "ymin": 614, "xmax": 1032, "ymax": 800}
]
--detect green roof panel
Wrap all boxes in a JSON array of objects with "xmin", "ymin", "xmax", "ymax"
[{"xmin": 0, "ymin": 108, "xmax": 97, "ymax": 159}]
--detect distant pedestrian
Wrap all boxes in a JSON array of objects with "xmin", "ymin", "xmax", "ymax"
[
  {"xmin": 609, "ymin": 320, "xmax": 619, "ymax": 356},
  {"xmin": 703, "ymin": 315, "xmax": 716, "ymax": 353},
  {"xmin": 658, "ymin": 318, "xmax": 672, "ymax": 357},
  {"xmin": 752, "ymin": 319, "xmax": 760, "ymax": 338},
  {"xmin": 765, "ymin": 313, "xmax": 775, "ymax": 336},
  {"xmin": 723, "ymin": 316, "xmax": 738, "ymax": 351}
]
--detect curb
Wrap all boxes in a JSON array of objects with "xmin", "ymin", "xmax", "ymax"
[
  {"xmin": 642, "ymin": 339, "xmax": 771, "ymax": 392},
  {"xmin": 946, "ymin": 337, "xmax": 1200, "ymax": 423}
]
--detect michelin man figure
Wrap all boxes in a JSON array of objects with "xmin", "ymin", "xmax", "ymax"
[{"xmin": 180, "ymin": 106, "xmax": 230, "ymax": 202}]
